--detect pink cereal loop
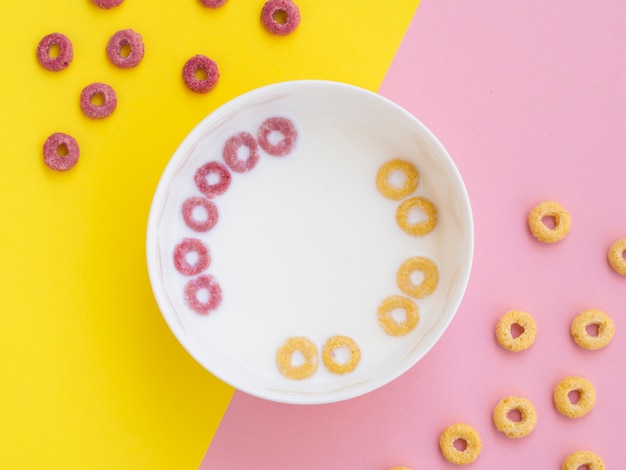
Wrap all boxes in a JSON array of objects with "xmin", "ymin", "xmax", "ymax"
[
  {"xmin": 37, "ymin": 33, "xmax": 73, "ymax": 72},
  {"xmin": 222, "ymin": 132, "xmax": 260, "ymax": 173},
  {"xmin": 184, "ymin": 275, "xmax": 223, "ymax": 314},
  {"xmin": 194, "ymin": 161, "xmax": 232, "ymax": 198},
  {"xmin": 80, "ymin": 82, "xmax": 117, "ymax": 119},
  {"xmin": 43, "ymin": 132, "xmax": 80, "ymax": 171},
  {"xmin": 173, "ymin": 238, "xmax": 211, "ymax": 276},
  {"xmin": 106, "ymin": 29, "xmax": 144, "ymax": 69},
  {"xmin": 257, "ymin": 117, "xmax": 298, "ymax": 156},
  {"xmin": 182, "ymin": 197, "xmax": 219, "ymax": 232},
  {"xmin": 92, "ymin": 0, "xmax": 124, "ymax": 9},
  {"xmin": 182, "ymin": 55, "xmax": 220, "ymax": 94},
  {"xmin": 200, "ymin": 0, "xmax": 227, "ymax": 7},
  {"xmin": 260, "ymin": 0, "xmax": 301, "ymax": 36}
]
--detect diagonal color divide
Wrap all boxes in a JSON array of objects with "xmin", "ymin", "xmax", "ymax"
[{"xmin": 0, "ymin": 0, "xmax": 420, "ymax": 468}]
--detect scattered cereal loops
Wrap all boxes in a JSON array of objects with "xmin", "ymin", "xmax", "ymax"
[
  {"xmin": 495, "ymin": 310, "xmax": 537, "ymax": 352},
  {"xmin": 396, "ymin": 196, "xmax": 438, "ymax": 237},
  {"xmin": 80, "ymin": 82, "xmax": 117, "ymax": 119},
  {"xmin": 182, "ymin": 196, "xmax": 218, "ymax": 232},
  {"xmin": 607, "ymin": 237, "xmax": 626, "ymax": 275},
  {"xmin": 43, "ymin": 132, "xmax": 80, "ymax": 171},
  {"xmin": 397, "ymin": 256, "xmax": 438, "ymax": 299},
  {"xmin": 322, "ymin": 335, "xmax": 361, "ymax": 375},
  {"xmin": 260, "ymin": 0, "xmax": 300, "ymax": 36},
  {"xmin": 570, "ymin": 308, "xmax": 614, "ymax": 350},
  {"xmin": 276, "ymin": 336, "xmax": 318, "ymax": 380},
  {"xmin": 493, "ymin": 396, "xmax": 537, "ymax": 438},
  {"xmin": 562, "ymin": 450, "xmax": 605, "ymax": 470},
  {"xmin": 376, "ymin": 158, "xmax": 420, "ymax": 201},
  {"xmin": 222, "ymin": 132, "xmax": 260, "ymax": 173},
  {"xmin": 194, "ymin": 161, "xmax": 231, "ymax": 198},
  {"xmin": 527, "ymin": 200, "xmax": 571, "ymax": 243},
  {"xmin": 553, "ymin": 376, "xmax": 596, "ymax": 419},
  {"xmin": 200, "ymin": 0, "xmax": 227, "ymax": 7},
  {"xmin": 184, "ymin": 274, "xmax": 222, "ymax": 314},
  {"xmin": 37, "ymin": 33, "xmax": 73, "ymax": 72},
  {"xmin": 182, "ymin": 54, "xmax": 219, "ymax": 94},
  {"xmin": 377, "ymin": 295, "xmax": 419, "ymax": 336},
  {"xmin": 106, "ymin": 29, "xmax": 144, "ymax": 69},
  {"xmin": 173, "ymin": 238, "xmax": 211, "ymax": 276},
  {"xmin": 257, "ymin": 116, "xmax": 298, "ymax": 157},
  {"xmin": 92, "ymin": 0, "xmax": 124, "ymax": 8},
  {"xmin": 439, "ymin": 423, "xmax": 482, "ymax": 465}
]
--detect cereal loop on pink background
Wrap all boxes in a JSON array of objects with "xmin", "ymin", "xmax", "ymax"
[
  {"xmin": 194, "ymin": 161, "xmax": 231, "ymax": 198},
  {"xmin": 222, "ymin": 132, "xmax": 260, "ymax": 173},
  {"xmin": 184, "ymin": 275, "xmax": 223, "ymax": 315},
  {"xmin": 257, "ymin": 117, "xmax": 298, "ymax": 156},
  {"xmin": 43, "ymin": 132, "xmax": 80, "ymax": 171},
  {"xmin": 37, "ymin": 33, "xmax": 73, "ymax": 72},
  {"xmin": 182, "ymin": 197, "xmax": 219, "ymax": 232},
  {"xmin": 173, "ymin": 238, "xmax": 211, "ymax": 276}
]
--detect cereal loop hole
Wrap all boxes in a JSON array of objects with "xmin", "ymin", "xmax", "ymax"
[
  {"xmin": 409, "ymin": 270, "xmax": 425, "ymax": 286},
  {"xmin": 273, "ymin": 9, "xmax": 288, "ymax": 24},
  {"xmin": 194, "ymin": 66, "xmax": 208, "ymax": 81},
  {"xmin": 541, "ymin": 215, "xmax": 557, "ymax": 229},
  {"xmin": 510, "ymin": 322, "xmax": 524, "ymax": 339},
  {"xmin": 506, "ymin": 409, "xmax": 522, "ymax": 422},
  {"xmin": 119, "ymin": 42, "xmax": 131, "ymax": 58},
  {"xmin": 568, "ymin": 389, "xmax": 581, "ymax": 404},
  {"xmin": 56, "ymin": 143, "xmax": 69, "ymax": 157},
  {"xmin": 49, "ymin": 43, "xmax": 61, "ymax": 58},
  {"xmin": 453, "ymin": 439, "xmax": 467, "ymax": 451},
  {"xmin": 290, "ymin": 350, "xmax": 305, "ymax": 367},
  {"xmin": 585, "ymin": 323, "xmax": 599, "ymax": 337},
  {"xmin": 90, "ymin": 92, "xmax": 105, "ymax": 107}
]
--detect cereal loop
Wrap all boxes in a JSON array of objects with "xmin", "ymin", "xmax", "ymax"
[
  {"xmin": 222, "ymin": 132, "xmax": 260, "ymax": 173},
  {"xmin": 257, "ymin": 117, "xmax": 298, "ymax": 157},
  {"xmin": 396, "ymin": 197, "xmax": 438, "ymax": 237},
  {"xmin": 571, "ymin": 309, "xmax": 614, "ymax": 350},
  {"xmin": 106, "ymin": 29, "xmax": 144, "ymax": 69},
  {"xmin": 397, "ymin": 256, "xmax": 439, "ymax": 299},
  {"xmin": 376, "ymin": 158, "xmax": 419, "ymax": 201},
  {"xmin": 183, "ymin": 55, "xmax": 219, "ymax": 94},
  {"xmin": 184, "ymin": 275, "xmax": 222, "ymax": 315},
  {"xmin": 528, "ymin": 200, "xmax": 571, "ymax": 243},
  {"xmin": 37, "ymin": 33, "xmax": 73, "ymax": 72},
  {"xmin": 553, "ymin": 376, "xmax": 596, "ymax": 419},
  {"xmin": 182, "ymin": 197, "xmax": 218, "ymax": 232},
  {"xmin": 389, "ymin": 467, "xmax": 412, "ymax": 470},
  {"xmin": 495, "ymin": 310, "xmax": 537, "ymax": 352},
  {"xmin": 80, "ymin": 83, "xmax": 117, "ymax": 119},
  {"xmin": 377, "ymin": 295, "xmax": 419, "ymax": 336},
  {"xmin": 493, "ymin": 396, "xmax": 537, "ymax": 438},
  {"xmin": 261, "ymin": 0, "xmax": 301, "ymax": 36},
  {"xmin": 276, "ymin": 336, "xmax": 318, "ymax": 380},
  {"xmin": 92, "ymin": 0, "xmax": 124, "ymax": 8},
  {"xmin": 439, "ymin": 423, "xmax": 482, "ymax": 465},
  {"xmin": 562, "ymin": 450, "xmax": 605, "ymax": 470},
  {"xmin": 200, "ymin": 0, "xmax": 227, "ymax": 7},
  {"xmin": 322, "ymin": 335, "xmax": 361, "ymax": 375},
  {"xmin": 173, "ymin": 238, "xmax": 211, "ymax": 276},
  {"xmin": 194, "ymin": 161, "xmax": 232, "ymax": 198},
  {"xmin": 43, "ymin": 132, "xmax": 80, "ymax": 171},
  {"xmin": 607, "ymin": 238, "xmax": 626, "ymax": 275}
]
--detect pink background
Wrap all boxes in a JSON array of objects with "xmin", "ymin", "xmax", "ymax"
[{"xmin": 201, "ymin": 1, "xmax": 626, "ymax": 468}]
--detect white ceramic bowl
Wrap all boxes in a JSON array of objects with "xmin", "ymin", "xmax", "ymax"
[{"xmin": 146, "ymin": 80, "xmax": 473, "ymax": 404}]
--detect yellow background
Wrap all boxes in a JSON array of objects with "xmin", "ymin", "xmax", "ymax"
[{"xmin": 0, "ymin": 0, "xmax": 419, "ymax": 468}]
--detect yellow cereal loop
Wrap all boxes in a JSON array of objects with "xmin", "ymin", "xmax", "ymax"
[
  {"xmin": 527, "ymin": 200, "xmax": 571, "ymax": 243},
  {"xmin": 562, "ymin": 450, "xmax": 605, "ymax": 470},
  {"xmin": 396, "ymin": 256, "xmax": 439, "ymax": 299},
  {"xmin": 493, "ymin": 396, "xmax": 537, "ymax": 438},
  {"xmin": 276, "ymin": 336, "xmax": 319, "ymax": 380},
  {"xmin": 553, "ymin": 376, "xmax": 596, "ymax": 418},
  {"xmin": 607, "ymin": 237, "xmax": 626, "ymax": 275},
  {"xmin": 322, "ymin": 335, "xmax": 361, "ymax": 375},
  {"xmin": 377, "ymin": 295, "xmax": 420, "ymax": 336},
  {"xmin": 376, "ymin": 158, "xmax": 420, "ymax": 200},
  {"xmin": 439, "ymin": 423, "xmax": 482, "ymax": 465},
  {"xmin": 396, "ymin": 196, "xmax": 438, "ymax": 236},
  {"xmin": 495, "ymin": 310, "xmax": 537, "ymax": 352},
  {"xmin": 570, "ymin": 309, "xmax": 614, "ymax": 350}
]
